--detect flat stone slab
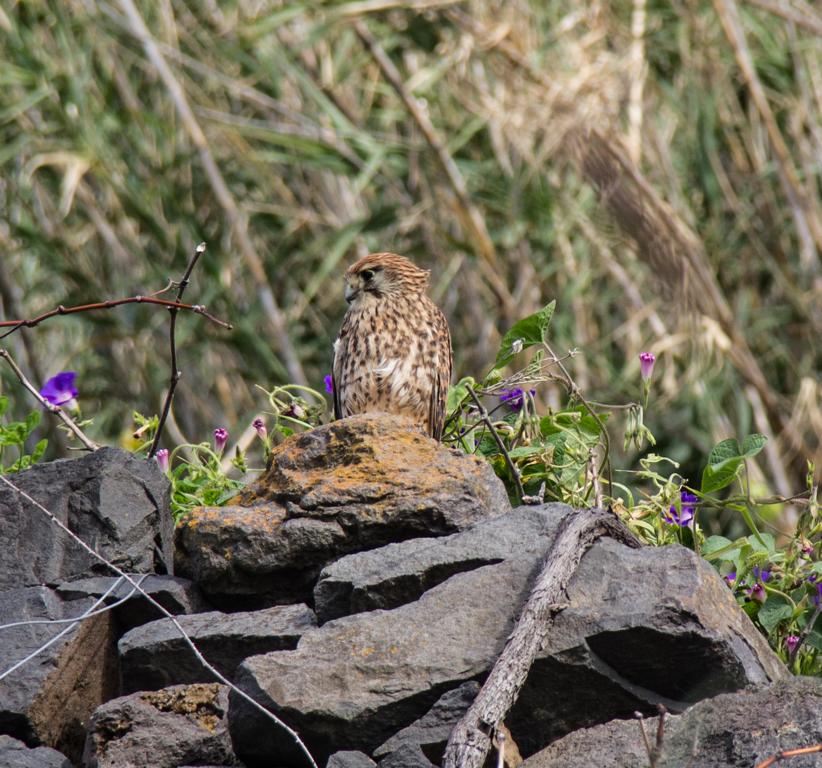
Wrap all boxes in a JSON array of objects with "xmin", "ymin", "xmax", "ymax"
[
  {"xmin": 175, "ymin": 415, "xmax": 510, "ymax": 607},
  {"xmin": 118, "ymin": 604, "xmax": 316, "ymax": 692},
  {"xmin": 315, "ymin": 506, "xmax": 560, "ymax": 622},
  {"xmin": 56, "ymin": 574, "xmax": 211, "ymax": 631},
  {"xmin": 227, "ymin": 505, "xmax": 785, "ymax": 766},
  {"xmin": 522, "ymin": 676, "xmax": 822, "ymax": 767}
]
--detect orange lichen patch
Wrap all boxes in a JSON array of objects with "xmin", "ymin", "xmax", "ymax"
[
  {"xmin": 141, "ymin": 684, "xmax": 224, "ymax": 733},
  {"xmin": 179, "ymin": 506, "xmax": 287, "ymax": 533},
  {"xmin": 230, "ymin": 416, "xmax": 482, "ymax": 514}
]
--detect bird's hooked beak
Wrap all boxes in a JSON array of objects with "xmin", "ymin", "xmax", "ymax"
[{"xmin": 344, "ymin": 280, "xmax": 359, "ymax": 304}]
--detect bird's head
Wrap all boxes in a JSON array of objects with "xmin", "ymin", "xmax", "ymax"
[{"xmin": 343, "ymin": 252, "xmax": 430, "ymax": 304}]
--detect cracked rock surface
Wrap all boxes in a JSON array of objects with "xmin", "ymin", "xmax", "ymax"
[
  {"xmin": 228, "ymin": 505, "xmax": 784, "ymax": 766},
  {"xmin": 175, "ymin": 414, "xmax": 510, "ymax": 607}
]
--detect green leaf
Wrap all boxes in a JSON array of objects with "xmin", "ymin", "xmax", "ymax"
[
  {"xmin": 700, "ymin": 435, "xmax": 767, "ymax": 495},
  {"xmin": 492, "ymin": 300, "xmax": 555, "ymax": 371},
  {"xmin": 30, "ymin": 439, "xmax": 48, "ymax": 462},
  {"xmin": 741, "ymin": 433, "xmax": 767, "ymax": 458},
  {"xmin": 507, "ymin": 445, "xmax": 546, "ymax": 459},
  {"xmin": 24, "ymin": 410, "xmax": 41, "ymax": 435},
  {"xmin": 702, "ymin": 535, "xmax": 737, "ymax": 560},
  {"xmin": 446, "ymin": 377, "xmax": 475, "ymax": 414},
  {"xmin": 0, "ymin": 396, "xmax": 7, "ymax": 418},
  {"xmin": 805, "ymin": 631, "xmax": 822, "ymax": 652},
  {"xmin": 701, "ymin": 438, "xmax": 744, "ymax": 494},
  {"xmin": 757, "ymin": 596, "xmax": 792, "ymax": 633},
  {"xmin": 746, "ymin": 532, "xmax": 775, "ymax": 553}
]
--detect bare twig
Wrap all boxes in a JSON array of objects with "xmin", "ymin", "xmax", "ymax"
[
  {"xmin": 0, "ymin": 295, "xmax": 231, "ymax": 337},
  {"xmin": 149, "ymin": 242, "xmax": 206, "ymax": 458},
  {"xmin": 0, "ymin": 473, "xmax": 319, "ymax": 768},
  {"xmin": 754, "ymin": 743, "xmax": 822, "ymax": 768},
  {"xmin": 654, "ymin": 704, "xmax": 668, "ymax": 764},
  {"xmin": 588, "ymin": 450, "xmax": 603, "ymax": 508},
  {"xmin": 117, "ymin": 0, "xmax": 308, "ymax": 386},
  {"xmin": 353, "ymin": 19, "xmax": 515, "ymax": 317},
  {"xmin": 0, "ymin": 348, "xmax": 99, "ymax": 451},
  {"xmin": 466, "ymin": 384, "xmax": 524, "ymax": 503},
  {"xmin": 544, "ymin": 341, "xmax": 613, "ymax": 495},
  {"xmin": 787, "ymin": 602, "xmax": 822, "ymax": 665},
  {"xmin": 635, "ymin": 711, "xmax": 656, "ymax": 767},
  {"xmin": 443, "ymin": 508, "xmax": 642, "ymax": 768}
]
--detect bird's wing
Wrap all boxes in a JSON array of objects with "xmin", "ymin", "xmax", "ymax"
[
  {"xmin": 429, "ymin": 308, "xmax": 453, "ymax": 441},
  {"xmin": 332, "ymin": 325, "xmax": 348, "ymax": 421}
]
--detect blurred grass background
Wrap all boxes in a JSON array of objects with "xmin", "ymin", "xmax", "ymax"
[{"xmin": 0, "ymin": 0, "xmax": 820, "ymax": 526}]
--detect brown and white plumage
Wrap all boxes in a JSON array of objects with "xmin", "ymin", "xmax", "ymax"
[{"xmin": 332, "ymin": 252, "xmax": 452, "ymax": 440}]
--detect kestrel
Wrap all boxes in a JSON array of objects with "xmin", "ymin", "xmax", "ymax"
[{"xmin": 332, "ymin": 252, "xmax": 453, "ymax": 440}]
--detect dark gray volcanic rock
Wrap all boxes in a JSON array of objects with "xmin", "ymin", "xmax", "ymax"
[
  {"xmin": 327, "ymin": 752, "xmax": 377, "ymax": 768},
  {"xmin": 314, "ymin": 507, "xmax": 560, "ymax": 622},
  {"xmin": 228, "ymin": 505, "xmax": 785, "ymax": 766},
  {"xmin": 175, "ymin": 415, "xmax": 510, "ymax": 608},
  {"xmin": 373, "ymin": 682, "xmax": 480, "ymax": 766},
  {"xmin": 0, "ymin": 735, "xmax": 73, "ymax": 768},
  {"xmin": 230, "ymin": 559, "xmax": 529, "ymax": 766},
  {"xmin": 522, "ymin": 677, "xmax": 822, "ymax": 768},
  {"xmin": 507, "ymin": 537, "xmax": 785, "ymax": 755},
  {"xmin": 0, "ymin": 586, "xmax": 118, "ymax": 761},
  {"xmin": 118, "ymin": 604, "xmax": 316, "ymax": 692},
  {"xmin": 82, "ymin": 684, "xmax": 241, "ymax": 768},
  {"xmin": 56, "ymin": 574, "xmax": 211, "ymax": 631},
  {"xmin": 0, "ymin": 447, "xmax": 173, "ymax": 588}
]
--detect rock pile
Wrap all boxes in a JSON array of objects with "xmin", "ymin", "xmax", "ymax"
[{"xmin": 0, "ymin": 416, "xmax": 817, "ymax": 768}]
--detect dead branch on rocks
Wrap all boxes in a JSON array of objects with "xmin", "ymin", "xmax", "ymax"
[
  {"xmin": 443, "ymin": 507, "xmax": 642, "ymax": 768},
  {"xmin": 754, "ymin": 743, "xmax": 822, "ymax": 768}
]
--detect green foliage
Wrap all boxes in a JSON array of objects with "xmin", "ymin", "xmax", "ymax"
[
  {"xmin": 167, "ymin": 444, "xmax": 246, "ymax": 518},
  {"xmin": 0, "ymin": 396, "xmax": 47, "ymax": 474},
  {"xmin": 700, "ymin": 434, "xmax": 767, "ymax": 495}
]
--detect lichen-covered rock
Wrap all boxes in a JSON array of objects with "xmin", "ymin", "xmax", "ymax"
[
  {"xmin": 82, "ymin": 684, "xmax": 240, "ymax": 768},
  {"xmin": 175, "ymin": 414, "xmax": 510, "ymax": 606},
  {"xmin": 521, "ymin": 677, "xmax": 822, "ymax": 768}
]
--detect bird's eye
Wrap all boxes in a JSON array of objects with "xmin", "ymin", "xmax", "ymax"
[{"xmin": 360, "ymin": 269, "xmax": 375, "ymax": 281}]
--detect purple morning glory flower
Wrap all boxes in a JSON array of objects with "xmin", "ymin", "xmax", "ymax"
[
  {"xmin": 40, "ymin": 371, "xmax": 79, "ymax": 408},
  {"xmin": 638, "ymin": 352, "xmax": 656, "ymax": 381},
  {"xmin": 499, "ymin": 388, "xmax": 536, "ymax": 411},
  {"xmin": 752, "ymin": 566, "xmax": 771, "ymax": 583},
  {"xmin": 213, "ymin": 427, "xmax": 228, "ymax": 453},
  {"xmin": 724, "ymin": 572, "xmax": 737, "ymax": 587},
  {"xmin": 663, "ymin": 490, "xmax": 698, "ymax": 526},
  {"xmin": 252, "ymin": 418, "xmax": 267, "ymax": 440},
  {"xmin": 785, "ymin": 635, "xmax": 800, "ymax": 655},
  {"xmin": 749, "ymin": 582, "xmax": 767, "ymax": 604},
  {"xmin": 155, "ymin": 448, "xmax": 169, "ymax": 473},
  {"xmin": 324, "ymin": 375, "xmax": 334, "ymax": 394},
  {"xmin": 814, "ymin": 582, "xmax": 822, "ymax": 607}
]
